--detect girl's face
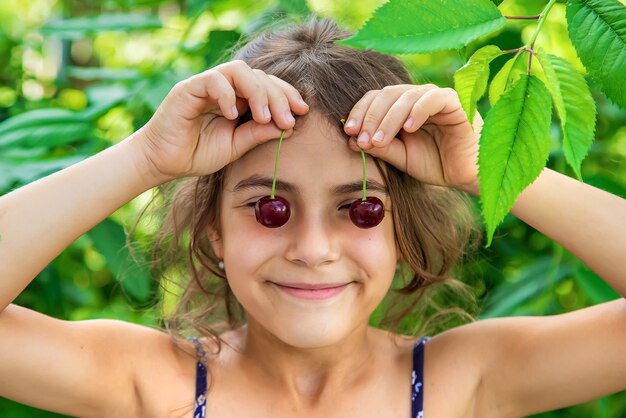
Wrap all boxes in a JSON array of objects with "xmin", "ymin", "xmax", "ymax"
[{"xmin": 215, "ymin": 111, "xmax": 399, "ymax": 348}]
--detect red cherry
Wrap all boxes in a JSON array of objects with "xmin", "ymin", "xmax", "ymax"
[
  {"xmin": 255, "ymin": 196, "xmax": 291, "ymax": 228},
  {"xmin": 349, "ymin": 196, "xmax": 384, "ymax": 228}
]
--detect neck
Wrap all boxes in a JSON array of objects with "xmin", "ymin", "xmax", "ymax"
[{"xmin": 233, "ymin": 319, "xmax": 384, "ymax": 409}]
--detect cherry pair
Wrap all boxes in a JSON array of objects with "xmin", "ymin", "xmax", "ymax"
[{"xmin": 255, "ymin": 122, "xmax": 384, "ymax": 229}]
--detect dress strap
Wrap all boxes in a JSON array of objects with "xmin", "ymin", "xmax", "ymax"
[
  {"xmin": 411, "ymin": 336, "xmax": 431, "ymax": 418},
  {"xmin": 189, "ymin": 337, "xmax": 207, "ymax": 418}
]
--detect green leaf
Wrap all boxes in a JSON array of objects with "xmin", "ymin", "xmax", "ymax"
[
  {"xmin": 489, "ymin": 54, "xmax": 523, "ymax": 106},
  {"xmin": 40, "ymin": 14, "xmax": 162, "ymax": 39},
  {"xmin": 0, "ymin": 86, "xmax": 129, "ymax": 150},
  {"xmin": 566, "ymin": 0, "xmax": 626, "ymax": 108},
  {"xmin": 279, "ymin": 0, "xmax": 311, "ymax": 15},
  {"xmin": 572, "ymin": 262, "xmax": 621, "ymax": 304},
  {"xmin": 454, "ymin": 45, "xmax": 503, "ymax": 125},
  {"xmin": 0, "ymin": 109, "xmax": 92, "ymax": 149},
  {"xmin": 479, "ymin": 75, "xmax": 553, "ymax": 247},
  {"xmin": 141, "ymin": 71, "xmax": 190, "ymax": 113},
  {"xmin": 479, "ymin": 257, "xmax": 570, "ymax": 318},
  {"xmin": 489, "ymin": 51, "xmax": 548, "ymax": 106},
  {"xmin": 89, "ymin": 218, "xmax": 153, "ymax": 303},
  {"xmin": 537, "ymin": 51, "xmax": 596, "ymax": 180},
  {"xmin": 336, "ymin": 0, "xmax": 507, "ymax": 53},
  {"xmin": 188, "ymin": 0, "xmax": 221, "ymax": 17},
  {"xmin": 68, "ymin": 66, "xmax": 142, "ymax": 81},
  {"xmin": 206, "ymin": 30, "xmax": 241, "ymax": 67}
]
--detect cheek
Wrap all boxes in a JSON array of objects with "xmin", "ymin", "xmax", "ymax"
[{"xmin": 342, "ymin": 217, "xmax": 398, "ymax": 280}]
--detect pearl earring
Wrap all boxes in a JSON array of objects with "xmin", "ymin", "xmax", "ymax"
[{"xmin": 218, "ymin": 260, "xmax": 225, "ymax": 270}]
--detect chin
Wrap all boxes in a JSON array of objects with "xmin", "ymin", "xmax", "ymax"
[{"xmin": 270, "ymin": 319, "xmax": 354, "ymax": 349}]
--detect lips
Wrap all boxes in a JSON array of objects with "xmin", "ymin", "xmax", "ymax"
[
  {"xmin": 271, "ymin": 282, "xmax": 352, "ymax": 300},
  {"xmin": 271, "ymin": 282, "xmax": 352, "ymax": 290}
]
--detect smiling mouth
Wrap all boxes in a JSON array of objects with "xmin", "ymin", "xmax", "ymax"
[
  {"xmin": 271, "ymin": 281, "xmax": 353, "ymax": 290},
  {"xmin": 270, "ymin": 282, "xmax": 353, "ymax": 300}
]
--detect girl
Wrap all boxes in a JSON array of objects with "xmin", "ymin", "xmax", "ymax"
[{"xmin": 1, "ymin": 16, "xmax": 625, "ymax": 418}]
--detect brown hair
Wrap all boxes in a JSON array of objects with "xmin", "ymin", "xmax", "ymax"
[{"xmin": 130, "ymin": 15, "xmax": 482, "ymax": 358}]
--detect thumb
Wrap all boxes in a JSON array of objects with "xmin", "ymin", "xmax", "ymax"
[{"xmin": 231, "ymin": 120, "xmax": 293, "ymax": 161}]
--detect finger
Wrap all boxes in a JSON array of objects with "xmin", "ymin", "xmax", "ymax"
[
  {"xmin": 358, "ymin": 134, "xmax": 408, "ymax": 174},
  {"xmin": 342, "ymin": 89, "xmax": 379, "ymax": 138},
  {"xmin": 267, "ymin": 74, "xmax": 310, "ymax": 116},
  {"xmin": 234, "ymin": 96, "xmax": 249, "ymax": 117},
  {"xmin": 230, "ymin": 121, "xmax": 294, "ymax": 162},
  {"xmin": 404, "ymin": 88, "xmax": 462, "ymax": 133},
  {"xmin": 369, "ymin": 87, "xmax": 434, "ymax": 149},
  {"xmin": 356, "ymin": 87, "xmax": 406, "ymax": 149},
  {"xmin": 253, "ymin": 70, "xmax": 296, "ymax": 130},
  {"xmin": 174, "ymin": 70, "xmax": 239, "ymax": 120},
  {"xmin": 218, "ymin": 60, "xmax": 271, "ymax": 125}
]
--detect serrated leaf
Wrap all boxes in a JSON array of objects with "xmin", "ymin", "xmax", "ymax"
[
  {"xmin": 336, "ymin": 0, "xmax": 506, "ymax": 54},
  {"xmin": 489, "ymin": 53, "xmax": 525, "ymax": 106},
  {"xmin": 489, "ymin": 51, "xmax": 548, "ymax": 106},
  {"xmin": 454, "ymin": 45, "xmax": 503, "ymax": 125},
  {"xmin": 41, "ymin": 14, "xmax": 162, "ymax": 39},
  {"xmin": 479, "ymin": 75, "xmax": 553, "ymax": 247},
  {"xmin": 566, "ymin": 0, "xmax": 626, "ymax": 108},
  {"xmin": 537, "ymin": 51, "xmax": 596, "ymax": 180}
]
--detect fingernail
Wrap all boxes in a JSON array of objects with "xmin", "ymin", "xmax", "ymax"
[
  {"xmin": 285, "ymin": 111, "xmax": 295, "ymax": 123},
  {"xmin": 231, "ymin": 105, "xmax": 238, "ymax": 118},
  {"xmin": 372, "ymin": 130, "xmax": 384, "ymax": 143},
  {"xmin": 357, "ymin": 131, "xmax": 370, "ymax": 145},
  {"xmin": 263, "ymin": 105, "xmax": 271, "ymax": 119},
  {"xmin": 404, "ymin": 117, "xmax": 414, "ymax": 129},
  {"xmin": 299, "ymin": 99, "xmax": 309, "ymax": 107},
  {"xmin": 345, "ymin": 118, "xmax": 356, "ymax": 128}
]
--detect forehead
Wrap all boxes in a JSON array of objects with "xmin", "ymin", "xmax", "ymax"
[{"xmin": 224, "ymin": 111, "xmax": 385, "ymax": 191}]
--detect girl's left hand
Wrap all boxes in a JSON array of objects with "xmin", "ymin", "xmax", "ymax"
[{"xmin": 343, "ymin": 84, "xmax": 482, "ymax": 196}]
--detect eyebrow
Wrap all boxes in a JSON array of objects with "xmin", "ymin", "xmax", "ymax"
[{"xmin": 231, "ymin": 174, "xmax": 389, "ymax": 196}]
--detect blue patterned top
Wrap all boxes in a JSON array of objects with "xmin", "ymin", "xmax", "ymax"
[{"xmin": 189, "ymin": 335, "xmax": 430, "ymax": 418}]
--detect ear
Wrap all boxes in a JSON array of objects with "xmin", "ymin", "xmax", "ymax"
[{"xmin": 207, "ymin": 226, "xmax": 223, "ymax": 259}]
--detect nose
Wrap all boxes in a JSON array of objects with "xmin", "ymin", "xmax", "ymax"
[{"xmin": 284, "ymin": 209, "xmax": 340, "ymax": 268}]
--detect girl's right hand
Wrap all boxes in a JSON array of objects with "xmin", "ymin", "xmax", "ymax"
[{"xmin": 133, "ymin": 60, "xmax": 309, "ymax": 182}]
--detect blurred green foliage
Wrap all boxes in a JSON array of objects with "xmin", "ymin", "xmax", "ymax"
[{"xmin": 0, "ymin": 0, "xmax": 624, "ymax": 416}]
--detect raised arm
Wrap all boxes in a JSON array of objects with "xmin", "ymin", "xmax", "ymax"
[
  {"xmin": 0, "ymin": 134, "xmax": 159, "ymax": 312},
  {"xmin": 0, "ymin": 132, "xmax": 162, "ymax": 416},
  {"xmin": 466, "ymin": 167, "xmax": 626, "ymax": 417},
  {"xmin": 339, "ymin": 83, "xmax": 626, "ymax": 417},
  {"xmin": 0, "ymin": 61, "xmax": 308, "ymax": 416},
  {"xmin": 507, "ymin": 167, "xmax": 626, "ymax": 297}
]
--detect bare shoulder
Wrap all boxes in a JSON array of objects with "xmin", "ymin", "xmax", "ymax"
[
  {"xmin": 406, "ymin": 320, "xmax": 506, "ymax": 418},
  {"xmin": 0, "ymin": 305, "xmax": 195, "ymax": 417},
  {"xmin": 130, "ymin": 326, "xmax": 240, "ymax": 417}
]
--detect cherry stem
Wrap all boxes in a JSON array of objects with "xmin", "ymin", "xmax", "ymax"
[
  {"xmin": 271, "ymin": 129, "xmax": 287, "ymax": 199},
  {"xmin": 339, "ymin": 118, "xmax": 369, "ymax": 201},
  {"xmin": 360, "ymin": 149, "xmax": 367, "ymax": 201}
]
